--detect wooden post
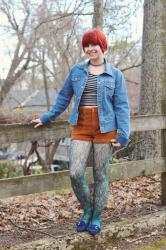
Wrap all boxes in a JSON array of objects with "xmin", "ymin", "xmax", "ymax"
[
  {"xmin": 161, "ymin": 100, "xmax": 166, "ymax": 205},
  {"xmin": 160, "ymin": 0, "xmax": 166, "ymax": 205}
]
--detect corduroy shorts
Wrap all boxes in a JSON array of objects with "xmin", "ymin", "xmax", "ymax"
[{"xmin": 71, "ymin": 106, "xmax": 118, "ymax": 143}]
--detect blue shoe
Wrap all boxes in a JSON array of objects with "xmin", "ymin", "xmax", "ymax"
[
  {"xmin": 76, "ymin": 220, "xmax": 89, "ymax": 232},
  {"xmin": 87, "ymin": 223, "xmax": 101, "ymax": 235},
  {"xmin": 76, "ymin": 209, "xmax": 93, "ymax": 232}
]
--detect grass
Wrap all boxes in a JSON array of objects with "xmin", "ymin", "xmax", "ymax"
[{"xmin": 136, "ymin": 239, "xmax": 166, "ymax": 250}]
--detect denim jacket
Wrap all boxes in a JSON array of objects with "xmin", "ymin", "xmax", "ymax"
[{"xmin": 40, "ymin": 60, "xmax": 130, "ymax": 147}]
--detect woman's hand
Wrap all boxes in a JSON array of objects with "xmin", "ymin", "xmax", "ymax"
[
  {"xmin": 110, "ymin": 139, "xmax": 121, "ymax": 148},
  {"xmin": 30, "ymin": 118, "xmax": 43, "ymax": 128}
]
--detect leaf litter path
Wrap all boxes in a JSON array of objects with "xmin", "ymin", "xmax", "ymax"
[{"xmin": 0, "ymin": 174, "xmax": 164, "ymax": 248}]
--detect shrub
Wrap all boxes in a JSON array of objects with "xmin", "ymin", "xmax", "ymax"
[{"xmin": 0, "ymin": 160, "xmax": 23, "ymax": 179}]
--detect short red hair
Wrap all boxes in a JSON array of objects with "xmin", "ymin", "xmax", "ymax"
[{"xmin": 82, "ymin": 29, "xmax": 107, "ymax": 53}]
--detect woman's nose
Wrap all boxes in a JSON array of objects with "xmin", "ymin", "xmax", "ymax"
[{"xmin": 88, "ymin": 44, "xmax": 93, "ymax": 49}]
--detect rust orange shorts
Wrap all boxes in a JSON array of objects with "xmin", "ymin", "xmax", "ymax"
[{"xmin": 71, "ymin": 106, "xmax": 118, "ymax": 143}]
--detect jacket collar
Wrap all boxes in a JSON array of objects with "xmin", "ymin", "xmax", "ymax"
[{"xmin": 78, "ymin": 58, "xmax": 113, "ymax": 76}]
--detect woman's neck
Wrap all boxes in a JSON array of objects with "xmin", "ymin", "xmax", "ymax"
[
  {"xmin": 88, "ymin": 62, "xmax": 105, "ymax": 75},
  {"xmin": 90, "ymin": 56, "xmax": 104, "ymax": 66}
]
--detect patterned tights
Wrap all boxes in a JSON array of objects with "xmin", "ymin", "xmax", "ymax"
[{"xmin": 69, "ymin": 140, "xmax": 112, "ymax": 226}]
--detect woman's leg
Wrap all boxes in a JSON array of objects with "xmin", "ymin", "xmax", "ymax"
[
  {"xmin": 92, "ymin": 143, "xmax": 112, "ymax": 227},
  {"xmin": 69, "ymin": 140, "xmax": 92, "ymax": 222}
]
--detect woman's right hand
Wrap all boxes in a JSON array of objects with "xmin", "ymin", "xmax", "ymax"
[{"xmin": 30, "ymin": 118, "xmax": 43, "ymax": 128}]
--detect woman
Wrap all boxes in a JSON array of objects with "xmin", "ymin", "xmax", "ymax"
[{"xmin": 31, "ymin": 29, "xmax": 130, "ymax": 235}]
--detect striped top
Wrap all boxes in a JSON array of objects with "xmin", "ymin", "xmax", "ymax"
[{"xmin": 79, "ymin": 72, "xmax": 98, "ymax": 106}]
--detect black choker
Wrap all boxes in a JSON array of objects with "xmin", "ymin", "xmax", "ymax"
[{"xmin": 89, "ymin": 61, "xmax": 104, "ymax": 67}]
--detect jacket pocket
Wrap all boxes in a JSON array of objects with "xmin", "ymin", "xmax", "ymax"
[
  {"xmin": 104, "ymin": 80, "xmax": 115, "ymax": 96},
  {"xmin": 71, "ymin": 75, "xmax": 81, "ymax": 82},
  {"xmin": 71, "ymin": 75, "xmax": 82, "ymax": 94}
]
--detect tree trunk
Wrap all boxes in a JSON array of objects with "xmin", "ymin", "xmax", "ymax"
[
  {"xmin": 131, "ymin": 0, "xmax": 166, "ymax": 160},
  {"xmin": 92, "ymin": 0, "xmax": 103, "ymax": 29},
  {"xmin": 0, "ymin": 51, "xmax": 31, "ymax": 106},
  {"xmin": 42, "ymin": 48, "xmax": 50, "ymax": 111}
]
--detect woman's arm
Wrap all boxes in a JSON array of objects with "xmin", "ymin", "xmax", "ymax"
[
  {"xmin": 112, "ymin": 70, "xmax": 130, "ymax": 147},
  {"xmin": 31, "ymin": 69, "xmax": 74, "ymax": 127}
]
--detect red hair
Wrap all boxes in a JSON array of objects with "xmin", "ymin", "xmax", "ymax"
[{"xmin": 82, "ymin": 29, "xmax": 107, "ymax": 53}]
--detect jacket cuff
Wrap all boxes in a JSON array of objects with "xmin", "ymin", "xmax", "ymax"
[
  {"xmin": 116, "ymin": 134, "xmax": 130, "ymax": 147},
  {"xmin": 40, "ymin": 114, "xmax": 51, "ymax": 125}
]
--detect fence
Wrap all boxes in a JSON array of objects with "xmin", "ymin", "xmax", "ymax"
[{"xmin": 0, "ymin": 114, "xmax": 166, "ymax": 205}]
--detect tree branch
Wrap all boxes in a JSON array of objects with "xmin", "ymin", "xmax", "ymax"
[
  {"xmin": 121, "ymin": 62, "xmax": 143, "ymax": 72},
  {"xmin": 34, "ymin": 12, "xmax": 94, "ymax": 31},
  {"xmin": 125, "ymin": 78, "xmax": 140, "ymax": 85},
  {"xmin": 115, "ymin": 39, "xmax": 142, "ymax": 68}
]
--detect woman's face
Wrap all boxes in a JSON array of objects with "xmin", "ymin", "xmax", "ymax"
[{"xmin": 84, "ymin": 44, "xmax": 103, "ymax": 60}]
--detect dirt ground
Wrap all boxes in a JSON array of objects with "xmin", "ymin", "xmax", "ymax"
[
  {"xmin": 0, "ymin": 215, "xmax": 166, "ymax": 250},
  {"xmin": 72, "ymin": 229, "xmax": 166, "ymax": 250},
  {"xmin": 0, "ymin": 174, "xmax": 166, "ymax": 249}
]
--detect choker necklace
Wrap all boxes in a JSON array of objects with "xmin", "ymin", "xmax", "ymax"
[{"xmin": 89, "ymin": 61, "xmax": 104, "ymax": 67}]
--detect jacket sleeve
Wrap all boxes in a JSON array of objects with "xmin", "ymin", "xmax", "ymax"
[
  {"xmin": 113, "ymin": 70, "xmax": 130, "ymax": 147},
  {"xmin": 40, "ymin": 69, "xmax": 74, "ymax": 125}
]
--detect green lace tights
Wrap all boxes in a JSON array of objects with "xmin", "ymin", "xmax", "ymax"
[{"xmin": 69, "ymin": 140, "xmax": 112, "ymax": 227}]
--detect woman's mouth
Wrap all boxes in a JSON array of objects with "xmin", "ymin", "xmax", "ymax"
[{"xmin": 87, "ymin": 50, "xmax": 97, "ymax": 56}]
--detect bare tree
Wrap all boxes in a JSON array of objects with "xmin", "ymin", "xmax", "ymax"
[
  {"xmin": 0, "ymin": 0, "xmax": 143, "ymax": 106},
  {"xmin": 41, "ymin": 47, "xmax": 50, "ymax": 111},
  {"xmin": 93, "ymin": 0, "xmax": 103, "ymax": 29},
  {"xmin": 0, "ymin": 0, "xmax": 36, "ymax": 105},
  {"xmin": 104, "ymin": 0, "xmax": 143, "ymax": 71},
  {"xmin": 0, "ymin": 0, "xmax": 94, "ymax": 106}
]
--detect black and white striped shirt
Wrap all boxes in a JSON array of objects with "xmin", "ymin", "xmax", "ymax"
[{"xmin": 79, "ymin": 73, "xmax": 98, "ymax": 106}]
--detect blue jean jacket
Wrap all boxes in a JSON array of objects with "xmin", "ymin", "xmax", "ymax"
[{"xmin": 40, "ymin": 60, "xmax": 130, "ymax": 147}]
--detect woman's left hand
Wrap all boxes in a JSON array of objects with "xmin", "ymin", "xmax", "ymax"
[{"xmin": 110, "ymin": 139, "xmax": 121, "ymax": 148}]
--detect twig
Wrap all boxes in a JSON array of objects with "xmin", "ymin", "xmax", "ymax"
[
  {"xmin": 125, "ymin": 232, "xmax": 162, "ymax": 243},
  {"xmin": 121, "ymin": 62, "xmax": 143, "ymax": 72},
  {"xmin": 7, "ymin": 218, "xmax": 75, "ymax": 239},
  {"xmin": 112, "ymin": 146, "xmax": 126, "ymax": 156},
  {"xmin": 146, "ymin": 175, "xmax": 160, "ymax": 183},
  {"xmin": 112, "ymin": 139, "xmax": 144, "ymax": 157}
]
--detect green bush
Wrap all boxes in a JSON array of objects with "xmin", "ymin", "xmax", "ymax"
[{"xmin": 0, "ymin": 160, "xmax": 23, "ymax": 179}]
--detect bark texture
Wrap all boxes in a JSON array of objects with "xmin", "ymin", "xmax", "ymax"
[{"xmin": 92, "ymin": 0, "xmax": 103, "ymax": 29}]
